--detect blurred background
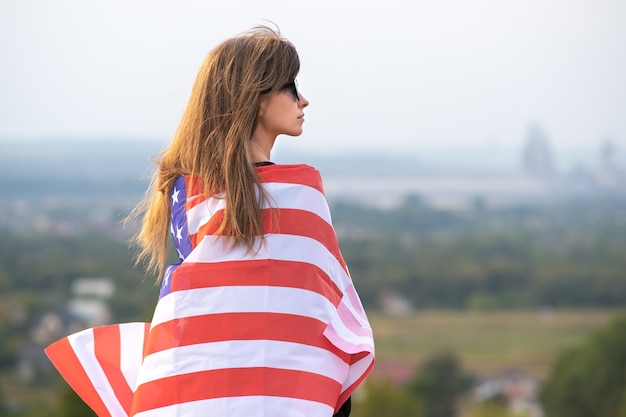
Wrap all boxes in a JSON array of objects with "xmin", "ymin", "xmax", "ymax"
[{"xmin": 1, "ymin": 1, "xmax": 625, "ymax": 416}]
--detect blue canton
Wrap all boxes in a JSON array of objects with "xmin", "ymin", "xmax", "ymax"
[{"xmin": 159, "ymin": 175, "xmax": 193, "ymax": 299}]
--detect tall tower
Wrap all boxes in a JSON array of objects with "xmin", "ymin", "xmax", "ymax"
[
  {"xmin": 599, "ymin": 139, "xmax": 618, "ymax": 174},
  {"xmin": 522, "ymin": 124, "xmax": 554, "ymax": 178},
  {"xmin": 597, "ymin": 139, "xmax": 624, "ymax": 186}
]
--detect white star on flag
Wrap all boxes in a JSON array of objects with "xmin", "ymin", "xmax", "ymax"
[{"xmin": 171, "ymin": 187, "xmax": 180, "ymax": 205}]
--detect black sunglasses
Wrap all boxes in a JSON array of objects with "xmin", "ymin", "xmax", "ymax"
[{"xmin": 281, "ymin": 80, "xmax": 300, "ymax": 101}]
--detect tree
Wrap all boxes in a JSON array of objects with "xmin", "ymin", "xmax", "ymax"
[
  {"xmin": 464, "ymin": 401, "xmax": 525, "ymax": 417},
  {"xmin": 541, "ymin": 314, "xmax": 626, "ymax": 417},
  {"xmin": 54, "ymin": 385, "xmax": 97, "ymax": 417},
  {"xmin": 407, "ymin": 353, "xmax": 472, "ymax": 417},
  {"xmin": 353, "ymin": 378, "xmax": 423, "ymax": 417}
]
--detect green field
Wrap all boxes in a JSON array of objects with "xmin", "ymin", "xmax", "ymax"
[{"xmin": 368, "ymin": 308, "xmax": 625, "ymax": 379}]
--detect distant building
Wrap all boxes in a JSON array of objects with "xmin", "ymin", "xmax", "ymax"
[
  {"xmin": 522, "ymin": 124, "xmax": 554, "ymax": 178},
  {"xmin": 596, "ymin": 139, "xmax": 625, "ymax": 187},
  {"xmin": 68, "ymin": 277, "xmax": 115, "ymax": 326},
  {"xmin": 71, "ymin": 277, "xmax": 115, "ymax": 298},
  {"xmin": 472, "ymin": 369, "xmax": 543, "ymax": 417},
  {"xmin": 600, "ymin": 139, "xmax": 618, "ymax": 172},
  {"xmin": 378, "ymin": 290, "xmax": 413, "ymax": 316}
]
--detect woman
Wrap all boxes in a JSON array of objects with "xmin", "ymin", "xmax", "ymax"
[{"xmin": 46, "ymin": 26, "xmax": 374, "ymax": 417}]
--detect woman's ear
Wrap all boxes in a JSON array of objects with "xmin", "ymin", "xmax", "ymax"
[{"xmin": 258, "ymin": 95, "xmax": 269, "ymax": 118}]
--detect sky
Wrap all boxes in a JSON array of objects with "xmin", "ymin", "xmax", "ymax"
[{"xmin": 1, "ymin": 0, "xmax": 625, "ymax": 166}]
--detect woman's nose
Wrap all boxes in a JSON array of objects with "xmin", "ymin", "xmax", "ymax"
[{"xmin": 298, "ymin": 93, "xmax": 309, "ymax": 108}]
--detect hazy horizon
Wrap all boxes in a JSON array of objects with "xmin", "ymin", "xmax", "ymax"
[{"xmin": 1, "ymin": 135, "xmax": 622, "ymax": 175}]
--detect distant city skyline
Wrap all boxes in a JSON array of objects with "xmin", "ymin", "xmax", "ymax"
[{"xmin": 1, "ymin": 0, "xmax": 625, "ymax": 158}]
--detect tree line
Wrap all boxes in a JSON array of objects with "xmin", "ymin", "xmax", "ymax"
[{"xmin": 332, "ymin": 193, "xmax": 626, "ymax": 310}]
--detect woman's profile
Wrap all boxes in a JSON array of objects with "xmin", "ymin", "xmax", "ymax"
[{"xmin": 46, "ymin": 25, "xmax": 375, "ymax": 417}]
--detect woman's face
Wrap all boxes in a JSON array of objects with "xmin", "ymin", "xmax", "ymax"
[{"xmin": 255, "ymin": 82, "xmax": 309, "ymax": 141}]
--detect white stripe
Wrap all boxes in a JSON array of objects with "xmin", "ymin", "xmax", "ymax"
[
  {"xmin": 341, "ymin": 353, "xmax": 375, "ymax": 393},
  {"xmin": 151, "ymin": 285, "xmax": 334, "ymax": 328},
  {"xmin": 118, "ymin": 323, "xmax": 147, "ymax": 392},
  {"xmin": 136, "ymin": 339, "xmax": 348, "ymax": 386},
  {"xmin": 67, "ymin": 329, "xmax": 127, "ymax": 417},
  {"xmin": 184, "ymin": 233, "xmax": 350, "ymax": 291},
  {"xmin": 186, "ymin": 182, "xmax": 332, "ymax": 235},
  {"xmin": 132, "ymin": 395, "xmax": 335, "ymax": 417},
  {"xmin": 262, "ymin": 182, "xmax": 332, "ymax": 224}
]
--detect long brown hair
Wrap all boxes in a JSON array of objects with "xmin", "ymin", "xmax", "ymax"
[{"xmin": 128, "ymin": 26, "xmax": 300, "ymax": 280}]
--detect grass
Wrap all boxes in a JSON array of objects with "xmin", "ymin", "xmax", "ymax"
[{"xmin": 368, "ymin": 308, "xmax": 625, "ymax": 379}]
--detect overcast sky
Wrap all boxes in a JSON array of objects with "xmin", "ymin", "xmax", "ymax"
[{"xmin": 1, "ymin": 0, "xmax": 625, "ymax": 163}]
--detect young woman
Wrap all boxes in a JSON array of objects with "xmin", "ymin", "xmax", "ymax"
[{"xmin": 46, "ymin": 26, "xmax": 374, "ymax": 417}]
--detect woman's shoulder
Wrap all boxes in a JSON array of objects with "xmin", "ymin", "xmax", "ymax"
[
  {"xmin": 255, "ymin": 163, "xmax": 320, "ymax": 177},
  {"xmin": 256, "ymin": 163, "xmax": 325, "ymax": 193}
]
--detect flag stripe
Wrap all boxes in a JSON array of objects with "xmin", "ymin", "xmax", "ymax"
[
  {"xmin": 119, "ymin": 323, "xmax": 151, "ymax": 391},
  {"xmin": 45, "ymin": 337, "xmax": 113, "ymax": 417},
  {"xmin": 144, "ymin": 312, "xmax": 348, "ymax": 358},
  {"xmin": 256, "ymin": 164, "xmax": 326, "ymax": 194},
  {"xmin": 132, "ymin": 395, "xmax": 333, "ymax": 417},
  {"xmin": 132, "ymin": 367, "xmax": 342, "ymax": 414},
  {"xmin": 169, "ymin": 259, "xmax": 342, "ymax": 306},
  {"xmin": 94, "ymin": 326, "xmax": 133, "ymax": 415},
  {"xmin": 137, "ymin": 339, "xmax": 349, "ymax": 386}
]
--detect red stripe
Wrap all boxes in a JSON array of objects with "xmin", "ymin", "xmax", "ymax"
[
  {"xmin": 144, "ymin": 312, "xmax": 349, "ymax": 362},
  {"xmin": 142, "ymin": 322, "xmax": 150, "ymax": 358},
  {"xmin": 131, "ymin": 367, "xmax": 341, "ymax": 414},
  {"xmin": 256, "ymin": 164, "xmax": 324, "ymax": 194},
  {"xmin": 94, "ymin": 326, "xmax": 133, "ymax": 415},
  {"xmin": 45, "ymin": 337, "xmax": 112, "ymax": 417},
  {"xmin": 171, "ymin": 259, "xmax": 342, "ymax": 306}
]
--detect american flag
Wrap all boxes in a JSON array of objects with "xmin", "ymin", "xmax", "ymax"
[{"xmin": 46, "ymin": 164, "xmax": 375, "ymax": 417}]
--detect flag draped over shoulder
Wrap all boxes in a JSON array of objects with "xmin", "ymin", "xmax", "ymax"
[{"xmin": 46, "ymin": 164, "xmax": 375, "ymax": 417}]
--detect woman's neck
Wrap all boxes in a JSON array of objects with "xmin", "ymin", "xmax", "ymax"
[{"xmin": 248, "ymin": 138, "xmax": 274, "ymax": 163}]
